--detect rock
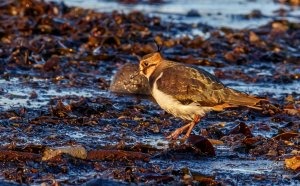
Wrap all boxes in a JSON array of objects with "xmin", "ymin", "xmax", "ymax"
[
  {"xmin": 187, "ymin": 9, "xmax": 201, "ymax": 17},
  {"xmin": 188, "ymin": 135, "xmax": 215, "ymax": 156},
  {"xmin": 109, "ymin": 63, "xmax": 151, "ymax": 95}
]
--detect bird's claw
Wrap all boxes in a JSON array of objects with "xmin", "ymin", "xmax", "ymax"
[
  {"xmin": 166, "ymin": 122, "xmax": 194, "ymax": 141},
  {"xmin": 166, "ymin": 132, "xmax": 179, "ymax": 140},
  {"xmin": 166, "ymin": 132, "xmax": 189, "ymax": 143},
  {"xmin": 166, "ymin": 129, "xmax": 182, "ymax": 140},
  {"xmin": 166, "ymin": 128, "xmax": 191, "ymax": 141}
]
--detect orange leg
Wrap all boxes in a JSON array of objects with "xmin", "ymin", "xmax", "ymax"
[
  {"xmin": 166, "ymin": 115, "xmax": 200, "ymax": 141},
  {"xmin": 183, "ymin": 115, "xmax": 200, "ymax": 140},
  {"xmin": 166, "ymin": 122, "xmax": 192, "ymax": 140}
]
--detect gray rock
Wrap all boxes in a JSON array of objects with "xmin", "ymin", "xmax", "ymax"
[{"xmin": 110, "ymin": 63, "xmax": 151, "ymax": 95}]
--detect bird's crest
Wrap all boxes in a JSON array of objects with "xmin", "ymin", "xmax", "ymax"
[
  {"xmin": 154, "ymin": 39, "xmax": 162, "ymax": 52},
  {"xmin": 141, "ymin": 40, "xmax": 163, "ymax": 61}
]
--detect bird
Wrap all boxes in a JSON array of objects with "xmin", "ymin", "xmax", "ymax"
[{"xmin": 139, "ymin": 51, "xmax": 263, "ymax": 141}]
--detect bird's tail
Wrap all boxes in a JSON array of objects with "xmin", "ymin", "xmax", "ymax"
[
  {"xmin": 224, "ymin": 89, "xmax": 266, "ymax": 110},
  {"xmin": 211, "ymin": 89, "xmax": 280, "ymax": 112}
]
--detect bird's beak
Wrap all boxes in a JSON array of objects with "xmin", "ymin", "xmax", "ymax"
[{"xmin": 140, "ymin": 64, "xmax": 157, "ymax": 78}]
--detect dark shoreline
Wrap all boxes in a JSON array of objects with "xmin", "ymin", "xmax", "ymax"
[{"xmin": 0, "ymin": 0, "xmax": 299, "ymax": 185}]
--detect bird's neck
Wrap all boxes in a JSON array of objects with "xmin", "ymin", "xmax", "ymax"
[
  {"xmin": 143, "ymin": 59, "xmax": 161, "ymax": 79},
  {"xmin": 148, "ymin": 60, "xmax": 175, "ymax": 87}
]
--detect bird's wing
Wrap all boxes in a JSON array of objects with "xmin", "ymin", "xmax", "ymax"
[{"xmin": 154, "ymin": 64, "xmax": 229, "ymax": 107}]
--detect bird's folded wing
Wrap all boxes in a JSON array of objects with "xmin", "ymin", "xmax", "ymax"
[{"xmin": 155, "ymin": 65, "xmax": 229, "ymax": 107}]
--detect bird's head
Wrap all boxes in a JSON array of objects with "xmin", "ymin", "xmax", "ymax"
[{"xmin": 139, "ymin": 52, "xmax": 163, "ymax": 79}]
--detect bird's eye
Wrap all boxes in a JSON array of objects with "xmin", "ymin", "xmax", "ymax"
[{"xmin": 144, "ymin": 62, "xmax": 149, "ymax": 66}]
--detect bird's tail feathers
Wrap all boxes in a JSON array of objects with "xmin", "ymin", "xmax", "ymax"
[
  {"xmin": 225, "ymin": 89, "xmax": 266, "ymax": 108},
  {"xmin": 212, "ymin": 89, "xmax": 280, "ymax": 112}
]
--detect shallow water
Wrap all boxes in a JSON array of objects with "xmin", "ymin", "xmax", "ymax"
[
  {"xmin": 1, "ymin": 70, "xmax": 298, "ymax": 110},
  {"xmin": 50, "ymin": 0, "xmax": 300, "ymax": 29},
  {"xmin": 0, "ymin": 77, "xmax": 108, "ymax": 110}
]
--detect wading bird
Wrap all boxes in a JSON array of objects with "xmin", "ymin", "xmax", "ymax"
[{"xmin": 139, "ymin": 51, "xmax": 263, "ymax": 141}]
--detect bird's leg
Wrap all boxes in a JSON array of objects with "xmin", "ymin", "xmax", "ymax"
[
  {"xmin": 182, "ymin": 115, "xmax": 201, "ymax": 140},
  {"xmin": 166, "ymin": 115, "xmax": 201, "ymax": 141},
  {"xmin": 166, "ymin": 122, "xmax": 192, "ymax": 140}
]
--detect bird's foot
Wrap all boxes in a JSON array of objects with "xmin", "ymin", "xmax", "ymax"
[
  {"xmin": 178, "ymin": 131, "xmax": 194, "ymax": 143},
  {"xmin": 179, "ymin": 136, "xmax": 189, "ymax": 143},
  {"xmin": 166, "ymin": 115, "xmax": 201, "ymax": 142},
  {"xmin": 166, "ymin": 123, "xmax": 191, "ymax": 140},
  {"xmin": 166, "ymin": 128, "xmax": 185, "ymax": 140}
]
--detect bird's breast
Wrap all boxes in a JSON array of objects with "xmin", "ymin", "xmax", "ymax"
[{"xmin": 151, "ymin": 72, "xmax": 212, "ymax": 120}]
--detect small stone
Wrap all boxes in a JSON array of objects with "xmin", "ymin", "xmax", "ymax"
[{"xmin": 187, "ymin": 9, "xmax": 201, "ymax": 17}]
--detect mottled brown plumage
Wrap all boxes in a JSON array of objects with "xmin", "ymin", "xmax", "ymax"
[
  {"xmin": 139, "ymin": 52, "xmax": 262, "ymax": 140},
  {"xmin": 150, "ymin": 60, "xmax": 260, "ymax": 108}
]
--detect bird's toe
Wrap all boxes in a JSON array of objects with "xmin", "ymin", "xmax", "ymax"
[
  {"xmin": 166, "ymin": 129, "xmax": 181, "ymax": 140},
  {"xmin": 166, "ymin": 133, "xmax": 178, "ymax": 140}
]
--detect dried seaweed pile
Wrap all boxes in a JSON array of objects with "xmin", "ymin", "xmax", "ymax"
[{"xmin": 0, "ymin": 0, "xmax": 299, "ymax": 185}]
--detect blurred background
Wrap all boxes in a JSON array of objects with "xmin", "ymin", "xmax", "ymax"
[
  {"xmin": 49, "ymin": 0, "xmax": 300, "ymax": 28},
  {"xmin": 0, "ymin": 0, "xmax": 300, "ymax": 185}
]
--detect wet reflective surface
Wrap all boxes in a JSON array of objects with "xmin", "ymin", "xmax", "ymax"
[
  {"xmin": 50, "ymin": 0, "xmax": 300, "ymax": 28},
  {"xmin": 0, "ymin": 0, "xmax": 299, "ymax": 185}
]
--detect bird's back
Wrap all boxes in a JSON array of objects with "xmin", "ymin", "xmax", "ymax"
[{"xmin": 150, "ymin": 60, "xmax": 261, "ymax": 109}]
